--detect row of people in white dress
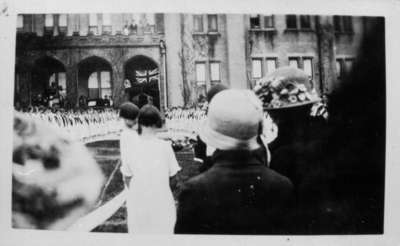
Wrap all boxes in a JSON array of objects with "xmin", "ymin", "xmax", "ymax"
[{"xmin": 17, "ymin": 110, "xmax": 122, "ymax": 142}]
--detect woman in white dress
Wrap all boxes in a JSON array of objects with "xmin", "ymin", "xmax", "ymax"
[{"xmin": 123, "ymin": 105, "xmax": 181, "ymax": 234}]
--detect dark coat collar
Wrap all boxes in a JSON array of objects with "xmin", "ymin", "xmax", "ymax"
[{"xmin": 211, "ymin": 148, "xmax": 265, "ymax": 167}]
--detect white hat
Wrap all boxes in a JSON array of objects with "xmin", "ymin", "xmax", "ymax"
[{"xmin": 199, "ymin": 89, "xmax": 264, "ymax": 150}]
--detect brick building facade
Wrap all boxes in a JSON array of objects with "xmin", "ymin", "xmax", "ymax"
[{"xmin": 14, "ymin": 13, "xmax": 373, "ymax": 109}]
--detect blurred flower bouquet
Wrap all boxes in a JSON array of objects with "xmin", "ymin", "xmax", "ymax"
[{"xmin": 254, "ymin": 76, "xmax": 320, "ymax": 110}]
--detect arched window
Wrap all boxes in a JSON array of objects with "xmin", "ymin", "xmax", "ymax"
[
  {"xmin": 49, "ymin": 72, "xmax": 67, "ymax": 97},
  {"xmin": 87, "ymin": 71, "xmax": 112, "ymax": 99}
]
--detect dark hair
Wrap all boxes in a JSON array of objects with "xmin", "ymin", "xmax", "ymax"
[
  {"xmin": 138, "ymin": 104, "xmax": 163, "ymax": 128},
  {"xmin": 206, "ymin": 84, "xmax": 229, "ymax": 102},
  {"xmin": 119, "ymin": 102, "xmax": 139, "ymax": 120}
]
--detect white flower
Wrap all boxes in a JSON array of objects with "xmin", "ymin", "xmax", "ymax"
[
  {"xmin": 298, "ymin": 84, "xmax": 307, "ymax": 92},
  {"xmin": 298, "ymin": 93, "xmax": 306, "ymax": 101},
  {"xmin": 280, "ymin": 88, "xmax": 289, "ymax": 95},
  {"xmin": 270, "ymin": 78, "xmax": 282, "ymax": 88},
  {"xmin": 288, "ymin": 95, "xmax": 298, "ymax": 103}
]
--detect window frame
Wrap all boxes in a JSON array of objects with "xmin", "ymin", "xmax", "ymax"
[
  {"xmin": 286, "ymin": 15, "xmax": 298, "ymax": 29},
  {"xmin": 263, "ymin": 15, "xmax": 275, "ymax": 29},
  {"xmin": 88, "ymin": 70, "xmax": 112, "ymax": 99},
  {"xmin": 265, "ymin": 57, "xmax": 277, "ymax": 74},
  {"xmin": 250, "ymin": 14, "xmax": 261, "ymax": 29},
  {"xmin": 17, "ymin": 15, "xmax": 24, "ymax": 29},
  {"xmin": 102, "ymin": 13, "xmax": 112, "ymax": 34},
  {"xmin": 207, "ymin": 14, "xmax": 218, "ymax": 32},
  {"xmin": 209, "ymin": 61, "xmax": 221, "ymax": 82},
  {"xmin": 334, "ymin": 15, "xmax": 353, "ymax": 34},
  {"xmin": 251, "ymin": 58, "xmax": 263, "ymax": 79},
  {"xmin": 288, "ymin": 57, "xmax": 300, "ymax": 68},
  {"xmin": 89, "ymin": 13, "xmax": 99, "ymax": 35},
  {"xmin": 336, "ymin": 59, "xmax": 343, "ymax": 79},
  {"xmin": 195, "ymin": 62, "xmax": 207, "ymax": 84},
  {"xmin": 299, "ymin": 15, "xmax": 312, "ymax": 29},
  {"xmin": 193, "ymin": 14, "xmax": 204, "ymax": 33},
  {"xmin": 302, "ymin": 57, "xmax": 314, "ymax": 79}
]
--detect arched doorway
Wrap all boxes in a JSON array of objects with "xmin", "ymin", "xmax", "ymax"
[
  {"xmin": 124, "ymin": 55, "xmax": 160, "ymax": 109},
  {"xmin": 31, "ymin": 56, "xmax": 66, "ymax": 107},
  {"xmin": 78, "ymin": 56, "xmax": 113, "ymax": 107}
]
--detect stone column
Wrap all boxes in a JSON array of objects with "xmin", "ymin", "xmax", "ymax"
[
  {"xmin": 226, "ymin": 14, "xmax": 247, "ymax": 89},
  {"xmin": 65, "ymin": 65, "xmax": 78, "ymax": 108},
  {"xmin": 110, "ymin": 49, "xmax": 126, "ymax": 107},
  {"xmin": 164, "ymin": 13, "xmax": 184, "ymax": 107},
  {"xmin": 315, "ymin": 16, "xmax": 336, "ymax": 95}
]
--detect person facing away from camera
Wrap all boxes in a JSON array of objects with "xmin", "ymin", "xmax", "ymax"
[
  {"xmin": 195, "ymin": 84, "xmax": 275, "ymax": 173},
  {"xmin": 121, "ymin": 104, "xmax": 181, "ymax": 234},
  {"xmin": 253, "ymin": 67, "xmax": 331, "ymax": 233},
  {"xmin": 118, "ymin": 102, "xmax": 140, "ymax": 189},
  {"xmin": 193, "ymin": 83, "xmax": 228, "ymax": 173},
  {"xmin": 175, "ymin": 89, "xmax": 293, "ymax": 234}
]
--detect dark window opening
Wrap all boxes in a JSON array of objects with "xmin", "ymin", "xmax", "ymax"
[
  {"xmin": 300, "ymin": 15, "xmax": 311, "ymax": 29},
  {"xmin": 286, "ymin": 15, "xmax": 297, "ymax": 29},
  {"xmin": 207, "ymin": 15, "xmax": 218, "ymax": 32},
  {"xmin": 250, "ymin": 15, "xmax": 261, "ymax": 29}
]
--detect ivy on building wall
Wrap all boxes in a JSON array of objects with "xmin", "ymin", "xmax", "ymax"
[{"xmin": 179, "ymin": 14, "xmax": 196, "ymax": 106}]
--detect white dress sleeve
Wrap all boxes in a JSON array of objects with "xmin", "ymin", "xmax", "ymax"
[
  {"xmin": 166, "ymin": 142, "xmax": 181, "ymax": 177},
  {"xmin": 120, "ymin": 131, "xmax": 133, "ymax": 177}
]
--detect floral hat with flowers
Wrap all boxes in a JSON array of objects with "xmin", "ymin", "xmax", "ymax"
[{"xmin": 253, "ymin": 66, "xmax": 321, "ymax": 110}]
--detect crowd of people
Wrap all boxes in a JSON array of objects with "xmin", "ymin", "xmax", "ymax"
[
  {"xmin": 12, "ymin": 19, "xmax": 385, "ymax": 235},
  {"xmin": 15, "ymin": 107, "xmax": 121, "ymax": 142},
  {"xmin": 14, "ymin": 105, "xmax": 209, "ymax": 144}
]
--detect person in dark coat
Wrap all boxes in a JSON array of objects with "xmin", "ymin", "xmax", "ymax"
[{"xmin": 175, "ymin": 89, "xmax": 293, "ymax": 234}]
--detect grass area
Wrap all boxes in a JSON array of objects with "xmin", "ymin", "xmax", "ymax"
[{"xmin": 86, "ymin": 140, "xmax": 200, "ymax": 233}]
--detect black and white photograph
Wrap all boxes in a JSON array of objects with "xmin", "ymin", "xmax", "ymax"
[{"xmin": 1, "ymin": 0, "xmax": 399, "ymax": 244}]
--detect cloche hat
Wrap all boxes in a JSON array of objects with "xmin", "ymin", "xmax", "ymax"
[{"xmin": 199, "ymin": 89, "xmax": 263, "ymax": 150}]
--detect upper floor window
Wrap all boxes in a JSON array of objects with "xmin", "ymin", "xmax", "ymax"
[
  {"xmin": 193, "ymin": 15, "xmax": 204, "ymax": 32},
  {"xmin": 89, "ymin": 13, "xmax": 98, "ymax": 26},
  {"xmin": 264, "ymin": 15, "xmax": 274, "ymax": 28},
  {"xmin": 250, "ymin": 14, "xmax": 261, "ymax": 29},
  {"xmin": 58, "ymin": 14, "xmax": 67, "ymax": 27},
  {"xmin": 89, "ymin": 13, "xmax": 99, "ymax": 35},
  {"xmin": 342, "ymin": 16, "xmax": 353, "ymax": 33},
  {"xmin": 102, "ymin": 14, "xmax": 111, "ymax": 26},
  {"xmin": 334, "ymin": 15, "xmax": 353, "ymax": 33},
  {"xmin": 300, "ymin": 15, "xmax": 311, "ymax": 29},
  {"xmin": 208, "ymin": 14, "xmax": 218, "ymax": 32},
  {"xmin": 17, "ymin": 15, "xmax": 23, "ymax": 29},
  {"xmin": 145, "ymin": 13, "xmax": 155, "ymax": 26},
  {"xmin": 286, "ymin": 15, "xmax": 297, "ymax": 29},
  {"xmin": 45, "ymin": 14, "xmax": 54, "ymax": 27},
  {"xmin": 102, "ymin": 14, "xmax": 112, "ymax": 34}
]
